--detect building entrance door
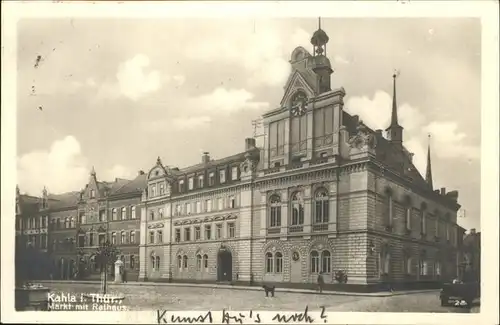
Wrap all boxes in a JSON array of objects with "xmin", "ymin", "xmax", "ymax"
[{"xmin": 217, "ymin": 249, "xmax": 232, "ymax": 282}]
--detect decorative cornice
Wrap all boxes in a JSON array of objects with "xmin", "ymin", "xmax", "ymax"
[
  {"xmin": 173, "ymin": 214, "xmax": 238, "ymax": 226},
  {"xmin": 148, "ymin": 223, "xmax": 164, "ymax": 229}
]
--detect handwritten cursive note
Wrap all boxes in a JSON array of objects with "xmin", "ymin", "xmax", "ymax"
[
  {"xmin": 272, "ymin": 306, "xmax": 328, "ymax": 324},
  {"xmin": 157, "ymin": 310, "xmax": 214, "ymax": 324},
  {"xmin": 221, "ymin": 309, "xmax": 261, "ymax": 324}
]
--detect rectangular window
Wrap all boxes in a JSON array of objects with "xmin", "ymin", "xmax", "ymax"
[
  {"xmin": 435, "ymin": 217, "xmax": 440, "ymax": 237},
  {"xmin": 176, "ymin": 204, "xmax": 181, "ymax": 216},
  {"xmin": 150, "ymin": 185, "xmax": 157, "ymax": 197},
  {"xmin": 179, "ymin": 180, "xmax": 185, "ymax": 193},
  {"xmin": 78, "ymin": 235, "xmax": 85, "ymax": 247},
  {"xmin": 159, "ymin": 208, "xmax": 164, "ymax": 219},
  {"xmin": 175, "ymin": 228, "xmax": 181, "ymax": 242},
  {"xmin": 209, "ymin": 172, "xmax": 215, "ymax": 186},
  {"xmin": 206, "ymin": 199, "xmax": 212, "ymax": 212},
  {"xmin": 131, "ymin": 206, "xmax": 136, "ymax": 219},
  {"xmin": 406, "ymin": 207, "xmax": 412, "ymax": 230},
  {"xmin": 98, "ymin": 234, "xmax": 105, "ymax": 246},
  {"xmin": 196, "ymin": 201, "xmax": 201, "ymax": 214},
  {"xmin": 99, "ymin": 209, "xmax": 106, "ymax": 222},
  {"xmin": 218, "ymin": 198, "xmax": 223, "ymax": 211},
  {"xmin": 229, "ymin": 196, "xmax": 235, "ymax": 209},
  {"xmin": 184, "ymin": 228, "xmax": 191, "ymax": 241},
  {"xmin": 421, "ymin": 211, "xmax": 426, "ymax": 234},
  {"xmin": 157, "ymin": 231, "xmax": 163, "ymax": 243},
  {"xmin": 89, "ymin": 233, "xmax": 95, "ymax": 247},
  {"xmin": 149, "ymin": 231, "xmax": 155, "ymax": 244},
  {"xmin": 231, "ymin": 167, "xmax": 238, "ymax": 180},
  {"xmin": 219, "ymin": 170, "xmax": 226, "ymax": 184},
  {"xmin": 205, "ymin": 225, "xmax": 212, "ymax": 240},
  {"xmin": 269, "ymin": 122, "xmax": 278, "ymax": 157},
  {"xmin": 228, "ymin": 223, "xmax": 235, "ymax": 238},
  {"xmin": 186, "ymin": 203, "xmax": 191, "ymax": 215},
  {"xmin": 159, "ymin": 183, "xmax": 165, "ymax": 195},
  {"xmin": 216, "ymin": 223, "xmax": 223, "ymax": 239},
  {"xmin": 188, "ymin": 177, "xmax": 194, "ymax": 190},
  {"xmin": 198, "ymin": 175, "xmax": 204, "ymax": 188},
  {"xmin": 194, "ymin": 226, "xmax": 201, "ymax": 240}
]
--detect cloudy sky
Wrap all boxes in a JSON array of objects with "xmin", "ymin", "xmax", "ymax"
[{"xmin": 16, "ymin": 17, "xmax": 481, "ymax": 230}]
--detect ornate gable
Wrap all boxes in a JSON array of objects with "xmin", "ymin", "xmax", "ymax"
[{"xmin": 280, "ymin": 70, "xmax": 315, "ymax": 107}]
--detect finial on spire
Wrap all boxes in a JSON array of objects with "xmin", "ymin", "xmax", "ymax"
[
  {"xmin": 90, "ymin": 166, "xmax": 96, "ymax": 176},
  {"xmin": 310, "ymin": 17, "xmax": 329, "ymax": 56},
  {"xmin": 318, "ymin": 17, "xmax": 321, "ymax": 29},
  {"xmin": 425, "ymin": 133, "xmax": 433, "ymax": 190},
  {"xmin": 157, "ymin": 156, "xmax": 162, "ymax": 165}
]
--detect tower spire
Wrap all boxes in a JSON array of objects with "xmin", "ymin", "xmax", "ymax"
[
  {"xmin": 318, "ymin": 17, "xmax": 321, "ymax": 29},
  {"xmin": 90, "ymin": 166, "xmax": 96, "ymax": 176},
  {"xmin": 385, "ymin": 70, "xmax": 403, "ymax": 146},
  {"xmin": 390, "ymin": 70, "xmax": 400, "ymax": 127},
  {"xmin": 425, "ymin": 134, "xmax": 434, "ymax": 189}
]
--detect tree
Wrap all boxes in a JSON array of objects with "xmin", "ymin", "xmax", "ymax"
[{"xmin": 90, "ymin": 241, "xmax": 120, "ymax": 294}]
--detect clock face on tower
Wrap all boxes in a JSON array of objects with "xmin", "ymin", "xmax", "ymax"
[{"xmin": 291, "ymin": 91, "xmax": 307, "ymax": 117}]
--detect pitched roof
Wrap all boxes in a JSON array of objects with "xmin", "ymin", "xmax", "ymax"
[
  {"xmin": 48, "ymin": 192, "xmax": 80, "ymax": 210},
  {"xmin": 111, "ymin": 173, "xmax": 148, "ymax": 195},
  {"xmin": 176, "ymin": 151, "xmax": 251, "ymax": 175}
]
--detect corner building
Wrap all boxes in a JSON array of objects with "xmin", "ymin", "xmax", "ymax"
[{"xmin": 139, "ymin": 25, "xmax": 465, "ymax": 291}]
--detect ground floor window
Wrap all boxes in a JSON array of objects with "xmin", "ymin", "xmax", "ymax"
[
  {"xmin": 203, "ymin": 254, "xmax": 208, "ymax": 270},
  {"xmin": 310, "ymin": 250, "xmax": 331, "ymax": 274},
  {"xmin": 419, "ymin": 260, "xmax": 428, "ymax": 276},
  {"xmin": 265, "ymin": 251, "xmax": 283, "ymax": 274},
  {"xmin": 265, "ymin": 252, "xmax": 273, "ymax": 273},
  {"xmin": 177, "ymin": 255, "xmax": 182, "ymax": 270},
  {"xmin": 196, "ymin": 254, "xmax": 202, "ymax": 271}
]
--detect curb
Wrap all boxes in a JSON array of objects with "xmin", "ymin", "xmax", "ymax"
[{"xmin": 37, "ymin": 280, "xmax": 438, "ymax": 298}]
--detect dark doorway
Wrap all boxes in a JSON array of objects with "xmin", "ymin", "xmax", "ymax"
[{"xmin": 217, "ymin": 249, "xmax": 232, "ymax": 282}]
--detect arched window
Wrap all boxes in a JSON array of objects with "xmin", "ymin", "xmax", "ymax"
[
  {"xmin": 177, "ymin": 255, "xmax": 182, "ymax": 269},
  {"xmin": 203, "ymin": 254, "xmax": 208, "ymax": 270},
  {"xmin": 385, "ymin": 190, "xmax": 394, "ymax": 227},
  {"xmin": 265, "ymin": 252, "xmax": 274, "ymax": 273},
  {"xmin": 111, "ymin": 232, "xmax": 117, "ymax": 245},
  {"xmin": 290, "ymin": 193, "xmax": 304, "ymax": 225},
  {"xmin": 121, "ymin": 207, "xmax": 127, "ymax": 220},
  {"xmin": 196, "ymin": 254, "xmax": 202, "ymax": 271},
  {"xmin": 310, "ymin": 251, "xmax": 320, "ymax": 273},
  {"xmin": 130, "ymin": 255, "xmax": 135, "ymax": 269},
  {"xmin": 130, "ymin": 231, "xmax": 135, "ymax": 244},
  {"xmin": 131, "ymin": 206, "xmax": 136, "ymax": 219},
  {"xmin": 314, "ymin": 190, "xmax": 329, "ymax": 224},
  {"xmin": 151, "ymin": 255, "xmax": 155, "ymax": 270},
  {"xmin": 275, "ymin": 252, "xmax": 283, "ymax": 273},
  {"xmin": 405, "ymin": 257, "xmax": 413, "ymax": 275},
  {"xmin": 321, "ymin": 251, "xmax": 331, "ymax": 273},
  {"xmin": 150, "ymin": 210, "xmax": 155, "ymax": 221},
  {"xmin": 121, "ymin": 231, "xmax": 126, "ymax": 244},
  {"xmin": 70, "ymin": 217, "xmax": 75, "ymax": 228},
  {"xmin": 183, "ymin": 255, "xmax": 188, "ymax": 268},
  {"xmin": 155, "ymin": 256, "xmax": 160, "ymax": 270},
  {"xmin": 112, "ymin": 208, "xmax": 117, "ymax": 221},
  {"xmin": 269, "ymin": 195, "xmax": 281, "ymax": 228}
]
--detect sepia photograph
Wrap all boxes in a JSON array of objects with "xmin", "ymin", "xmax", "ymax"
[{"xmin": 2, "ymin": 1, "xmax": 498, "ymax": 324}]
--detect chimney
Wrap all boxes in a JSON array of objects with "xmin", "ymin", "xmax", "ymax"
[
  {"xmin": 440, "ymin": 187, "xmax": 446, "ymax": 195},
  {"xmin": 470, "ymin": 228, "xmax": 476, "ymax": 235},
  {"xmin": 138, "ymin": 170, "xmax": 145, "ymax": 175},
  {"xmin": 245, "ymin": 138, "xmax": 256, "ymax": 151},
  {"xmin": 202, "ymin": 152, "xmax": 210, "ymax": 164},
  {"xmin": 375, "ymin": 129, "xmax": 383, "ymax": 137}
]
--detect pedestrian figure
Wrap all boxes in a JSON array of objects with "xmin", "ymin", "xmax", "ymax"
[{"xmin": 317, "ymin": 272, "xmax": 325, "ymax": 293}]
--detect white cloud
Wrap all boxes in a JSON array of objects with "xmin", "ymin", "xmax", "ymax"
[
  {"xmin": 172, "ymin": 75, "xmax": 186, "ymax": 87},
  {"xmin": 190, "ymin": 88, "xmax": 269, "ymax": 113},
  {"xmin": 104, "ymin": 164, "xmax": 134, "ymax": 181},
  {"xmin": 116, "ymin": 54, "xmax": 162, "ymax": 101},
  {"xmin": 185, "ymin": 23, "xmax": 312, "ymax": 87},
  {"xmin": 424, "ymin": 121, "xmax": 480, "ymax": 160},
  {"xmin": 173, "ymin": 116, "xmax": 212, "ymax": 130},
  {"xmin": 17, "ymin": 136, "xmax": 89, "ymax": 195},
  {"xmin": 334, "ymin": 55, "xmax": 351, "ymax": 65},
  {"xmin": 345, "ymin": 90, "xmax": 424, "ymax": 132}
]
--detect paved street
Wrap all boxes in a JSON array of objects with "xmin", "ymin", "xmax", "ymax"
[{"xmin": 45, "ymin": 282, "xmax": 479, "ymax": 313}]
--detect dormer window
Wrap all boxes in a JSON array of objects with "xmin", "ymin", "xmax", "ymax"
[
  {"xmin": 178, "ymin": 180, "xmax": 185, "ymax": 193},
  {"xmin": 198, "ymin": 175, "xmax": 204, "ymax": 188},
  {"xmin": 219, "ymin": 170, "xmax": 226, "ymax": 184},
  {"xmin": 188, "ymin": 177, "xmax": 194, "ymax": 190},
  {"xmin": 90, "ymin": 189, "xmax": 95, "ymax": 198},
  {"xmin": 159, "ymin": 183, "xmax": 165, "ymax": 195},
  {"xmin": 208, "ymin": 172, "xmax": 215, "ymax": 186},
  {"xmin": 150, "ymin": 184, "xmax": 157, "ymax": 197}
]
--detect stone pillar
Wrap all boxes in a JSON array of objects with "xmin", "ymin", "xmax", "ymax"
[
  {"xmin": 303, "ymin": 186, "xmax": 312, "ymax": 235},
  {"xmin": 280, "ymin": 189, "xmax": 288, "ymax": 237},
  {"xmin": 332, "ymin": 103, "xmax": 341, "ymax": 156},
  {"xmin": 263, "ymin": 123, "xmax": 270, "ymax": 169},
  {"xmin": 328, "ymin": 181, "xmax": 338, "ymax": 234},
  {"xmin": 306, "ymin": 108, "xmax": 314, "ymax": 161},
  {"xmin": 283, "ymin": 118, "xmax": 290, "ymax": 165},
  {"xmin": 114, "ymin": 258, "xmax": 124, "ymax": 283},
  {"xmin": 260, "ymin": 192, "xmax": 267, "ymax": 237}
]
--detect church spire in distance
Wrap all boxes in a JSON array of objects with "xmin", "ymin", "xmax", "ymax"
[
  {"xmin": 386, "ymin": 70, "xmax": 403, "ymax": 146},
  {"xmin": 425, "ymin": 134, "xmax": 434, "ymax": 190}
]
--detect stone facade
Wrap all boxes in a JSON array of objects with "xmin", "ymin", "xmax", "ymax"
[{"xmin": 136, "ymin": 25, "xmax": 466, "ymax": 291}]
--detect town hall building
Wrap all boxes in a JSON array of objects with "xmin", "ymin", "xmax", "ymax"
[{"xmin": 137, "ymin": 22, "xmax": 466, "ymax": 290}]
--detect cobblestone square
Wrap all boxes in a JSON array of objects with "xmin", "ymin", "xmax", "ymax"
[{"xmin": 46, "ymin": 283, "xmax": 478, "ymax": 313}]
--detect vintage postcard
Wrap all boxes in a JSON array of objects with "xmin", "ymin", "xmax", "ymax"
[{"xmin": 1, "ymin": 1, "xmax": 498, "ymax": 324}]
